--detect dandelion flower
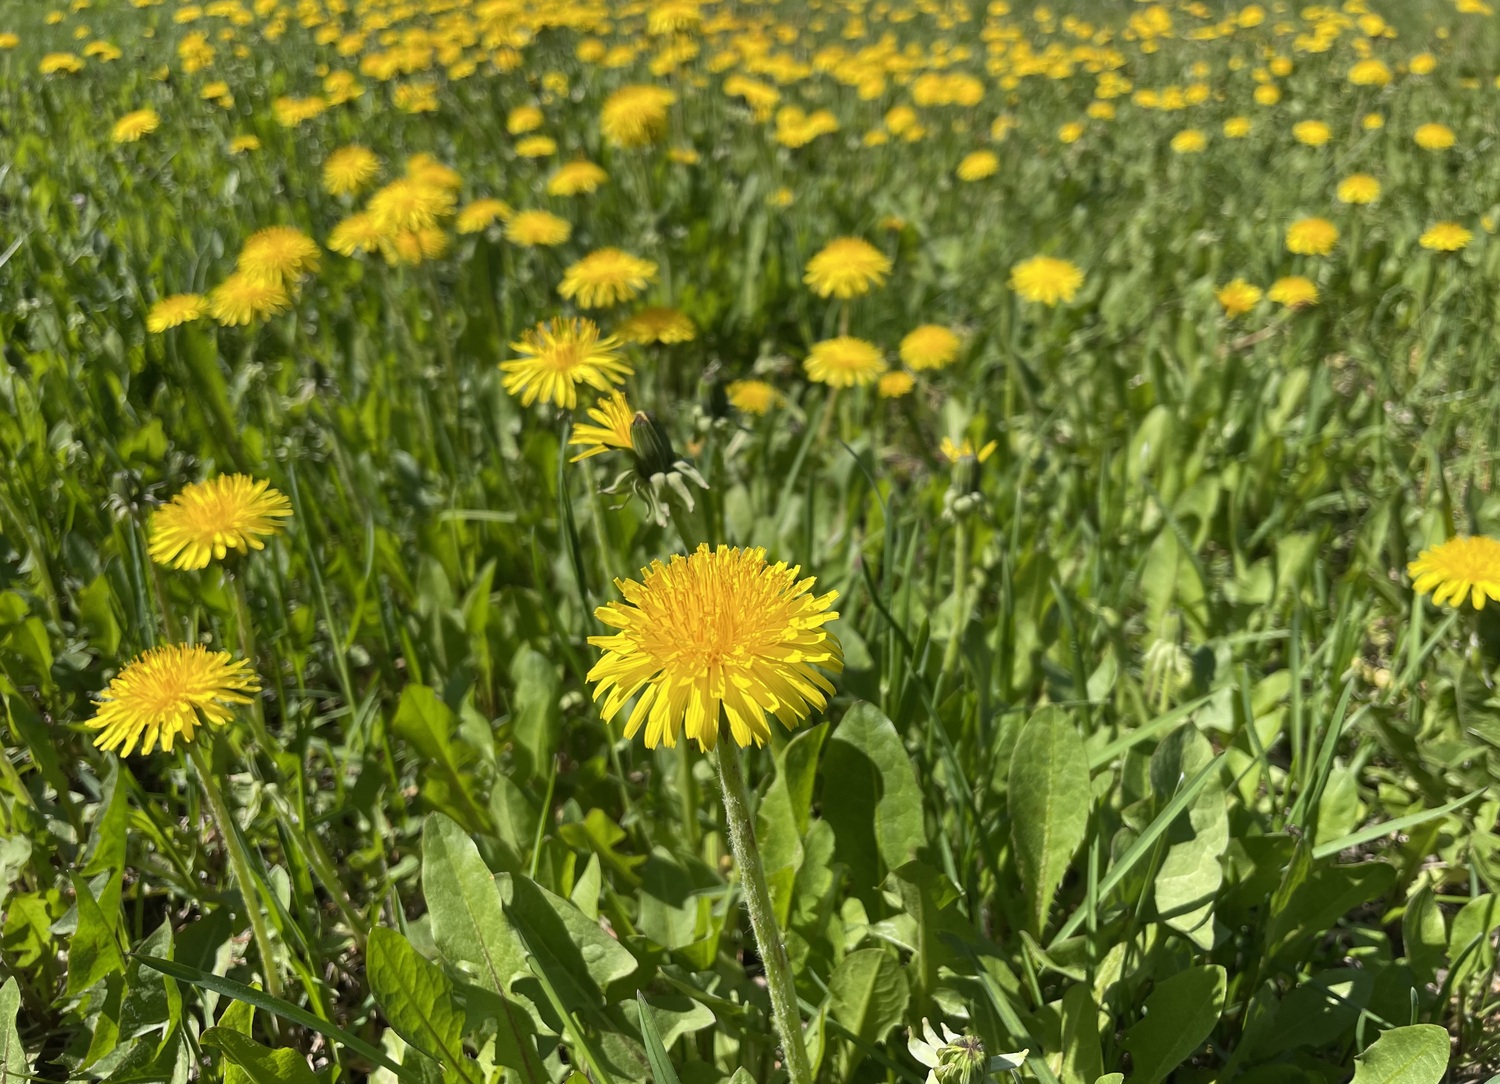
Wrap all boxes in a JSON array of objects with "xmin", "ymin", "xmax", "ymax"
[
  {"xmin": 1414, "ymin": 123, "xmax": 1455, "ymax": 150},
  {"xmin": 368, "ymin": 178, "xmax": 456, "ymax": 235},
  {"xmin": 1292, "ymin": 120, "xmax": 1331, "ymax": 146},
  {"xmin": 1347, "ymin": 58, "xmax": 1391, "ymax": 86},
  {"xmin": 956, "ymin": 150, "xmax": 998, "ymax": 181},
  {"xmin": 208, "ymin": 272, "xmax": 291, "ymax": 326},
  {"xmin": 238, "ymin": 226, "xmax": 321, "ymax": 287},
  {"xmin": 1170, "ymin": 128, "xmax": 1207, "ymax": 154},
  {"xmin": 515, "ymin": 135, "xmax": 557, "ymax": 158},
  {"xmin": 230, "ymin": 135, "xmax": 260, "ymax": 154},
  {"xmin": 878, "ymin": 371, "xmax": 915, "ymax": 398},
  {"xmin": 500, "ymin": 317, "xmax": 631, "ymax": 408},
  {"xmin": 1216, "ymin": 278, "xmax": 1262, "ymax": 316},
  {"xmin": 147, "ymin": 294, "xmax": 206, "ymax": 333},
  {"xmin": 1419, "ymin": 222, "xmax": 1472, "ymax": 251},
  {"xmin": 39, "ymin": 52, "xmax": 85, "ymax": 74},
  {"xmin": 804, "ymin": 337, "xmax": 886, "ymax": 388},
  {"xmin": 507, "ymin": 104, "xmax": 544, "ymax": 134},
  {"xmin": 618, "ymin": 306, "xmax": 695, "ymax": 345},
  {"xmin": 803, "ymin": 237, "xmax": 892, "ymax": 300},
  {"xmin": 322, "ymin": 145, "xmax": 379, "ymax": 197},
  {"xmin": 504, "ymin": 210, "xmax": 572, "ymax": 247},
  {"xmin": 149, "ymin": 474, "xmax": 292, "ymax": 571},
  {"xmin": 1254, "ymin": 84, "xmax": 1281, "ymax": 106},
  {"xmin": 1286, "ymin": 217, "xmax": 1338, "ymax": 256},
  {"xmin": 559, "ymin": 248, "xmax": 658, "ymax": 309},
  {"xmin": 405, "ymin": 154, "xmax": 462, "ymax": 192},
  {"xmin": 548, "ymin": 160, "xmax": 609, "ymax": 197},
  {"xmin": 1223, "ymin": 116, "xmax": 1252, "ymax": 138},
  {"xmin": 1409, "ymin": 537, "xmax": 1500, "ymax": 609},
  {"xmin": 1009, "ymin": 256, "xmax": 1084, "ymax": 306},
  {"xmin": 941, "ymin": 436, "xmax": 998, "ymax": 463},
  {"xmin": 112, "ymin": 108, "xmax": 160, "ymax": 143},
  {"xmin": 1058, "ymin": 121, "xmax": 1085, "ymax": 144},
  {"xmin": 587, "ymin": 544, "xmax": 842, "ymax": 750},
  {"xmin": 569, "ymin": 390, "xmax": 636, "ymax": 461},
  {"xmin": 1267, "ymin": 276, "xmax": 1319, "ymax": 307},
  {"xmin": 1410, "ymin": 53, "xmax": 1437, "ymax": 76},
  {"xmin": 88, "ymin": 644, "xmax": 259, "ymax": 756},
  {"xmin": 899, "ymin": 325, "xmax": 960, "ymax": 371},
  {"xmin": 727, "ymin": 379, "xmax": 782, "ymax": 415},
  {"xmin": 456, "ymin": 198, "xmax": 514, "ymax": 234},
  {"xmin": 600, "ymin": 84, "xmax": 677, "ymax": 148},
  {"xmin": 328, "ymin": 213, "xmax": 385, "ymax": 256},
  {"xmin": 1337, "ymin": 174, "xmax": 1381, "ymax": 205},
  {"xmin": 1362, "ymin": 113, "xmax": 1385, "ymax": 130}
]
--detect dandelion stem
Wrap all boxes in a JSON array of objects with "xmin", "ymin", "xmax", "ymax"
[
  {"xmin": 936, "ymin": 516, "xmax": 970, "ymax": 704},
  {"xmin": 714, "ymin": 742, "xmax": 812, "ymax": 1084},
  {"xmin": 188, "ymin": 740, "xmax": 283, "ymax": 1000}
]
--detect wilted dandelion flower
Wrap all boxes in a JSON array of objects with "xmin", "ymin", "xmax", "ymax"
[
  {"xmin": 548, "ymin": 160, "xmax": 609, "ymax": 196},
  {"xmin": 1414, "ymin": 122, "xmax": 1455, "ymax": 150},
  {"xmin": 208, "ymin": 272, "xmax": 291, "ymax": 326},
  {"xmin": 368, "ymin": 179, "xmax": 456, "ymax": 234},
  {"xmin": 147, "ymin": 294, "xmax": 206, "ymax": 333},
  {"xmin": 238, "ymin": 226, "xmax": 321, "ymax": 287},
  {"xmin": 1268, "ymin": 276, "xmax": 1319, "ymax": 307},
  {"xmin": 804, "ymin": 337, "xmax": 887, "ymax": 388},
  {"xmin": 1286, "ymin": 217, "xmax": 1338, "ymax": 256},
  {"xmin": 322, "ymin": 145, "xmax": 379, "ymax": 197},
  {"xmin": 569, "ymin": 390, "xmax": 636, "ymax": 461},
  {"xmin": 1337, "ymin": 174, "xmax": 1381, "ymax": 204},
  {"xmin": 559, "ymin": 249, "xmax": 658, "ymax": 309},
  {"xmin": 88, "ymin": 644, "xmax": 259, "ymax": 756},
  {"xmin": 956, "ymin": 150, "xmax": 999, "ymax": 181},
  {"xmin": 504, "ymin": 210, "xmax": 572, "ymax": 247},
  {"xmin": 1292, "ymin": 120, "xmax": 1331, "ymax": 146},
  {"xmin": 501, "ymin": 317, "xmax": 630, "ymax": 408},
  {"xmin": 149, "ymin": 474, "xmax": 292, "ymax": 570},
  {"xmin": 1170, "ymin": 128, "xmax": 1207, "ymax": 154},
  {"xmin": 726, "ymin": 379, "xmax": 782, "ymax": 415},
  {"xmin": 1216, "ymin": 278, "xmax": 1262, "ymax": 316},
  {"xmin": 587, "ymin": 544, "xmax": 842, "ymax": 750},
  {"xmin": 112, "ymin": 108, "xmax": 160, "ymax": 143},
  {"xmin": 600, "ymin": 84, "xmax": 677, "ymax": 147},
  {"xmin": 900, "ymin": 325, "xmax": 960, "ymax": 371},
  {"xmin": 1419, "ymin": 222, "xmax": 1473, "ymax": 251},
  {"xmin": 877, "ymin": 371, "xmax": 915, "ymax": 398},
  {"xmin": 803, "ymin": 237, "xmax": 892, "ymax": 299},
  {"xmin": 455, "ymin": 199, "xmax": 513, "ymax": 234},
  {"xmin": 618, "ymin": 306, "xmax": 696, "ymax": 345},
  {"xmin": 1009, "ymin": 256, "xmax": 1084, "ymax": 305},
  {"xmin": 1410, "ymin": 537, "xmax": 1500, "ymax": 609}
]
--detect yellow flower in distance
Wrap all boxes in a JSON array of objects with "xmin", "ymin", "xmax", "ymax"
[
  {"xmin": 405, "ymin": 153, "xmax": 462, "ymax": 193},
  {"xmin": 500, "ymin": 318, "xmax": 630, "ymax": 409},
  {"xmin": 112, "ymin": 108, "xmax": 160, "ymax": 143},
  {"xmin": 559, "ymin": 249, "xmax": 658, "ymax": 309},
  {"xmin": 322, "ymin": 145, "xmax": 379, "ymax": 197},
  {"xmin": 456, "ymin": 199, "xmax": 514, "ymax": 234},
  {"xmin": 147, "ymin": 294, "xmax": 206, "ymax": 333},
  {"xmin": 804, "ymin": 337, "xmax": 886, "ymax": 388},
  {"xmin": 1409, "ymin": 536, "xmax": 1500, "ymax": 609},
  {"xmin": 956, "ymin": 150, "xmax": 999, "ymax": 181},
  {"xmin": 515, "ymin": 135, "xmax": 557, "ymax": 158},
  {"xmin": 149, "ymin": 474, "xmax": 292, "ymax": 570},
  {"xmin": 1292, "ymin": 120, "xmax": 1331, "ymax": 147},
  {"xmin": 505, "ymin": 210, "xmax": 572, "ymax": 247},
  {"xmin": 328, "ymin": 213, "xmax": 385, "ymax": 256},
  {"xmin": 1267, "ymin": 276, "xmax": 1319, "ymax": 308},
  {"xmin": 548, "ymin": 160, "xmax": 609, "ymax": 197},
  {"xmin": 899, "ymin": 325, "xmax": 960, "ymax": 371},
  {"xmin": 1170, "ymin": 128, "xmax": 1207, "ymax": 154},
  {"xmin": 1414, "ymin": 122, "xmax": 1455, "ymax": 150},
  {"xmin": 587, "ymin": 544, "xmax": 842, "ymax": 750},
  {"xmin": 726, "ymin": 379, "xmax": 782, "ymax": 415},
  {"xmin": 569, "ymin": 390, "xmax": 636, "ymax": 461},
  {"xmin": 1337, "ymin": 174, "xmax": 1381, "ymax": 205},
  {"xmin": 1216, "ymin": 278, "xmax": 1262, "ymax": 316},
  {"xmin": 507, "ymin": 104, "xmax": 543, "ymax": 134},
  {"xmin": 1223, "ymin": 116, "xmax": 1252, "ymax": 139},
  {"xmin": 88, "ymin": 644, "xmax": 259, "ymax": 756},
  {"xmin": 941, "ymin": 436, "xmax": 998, "ymax": 463},
  {"xmin": 803, "ymin": 237, "xmax": 892, "ymax": 300},
  {"xmin": 618, "ymin": 306, "xmax": 696, "ymax": 345},
  {"xmin": 368, "ymin": 178, "xmax": 456, "ymax": 235},
  {"xmin": 40, "ymin": 52, "xmax": 85, "ymax": 74},
  {"xmin": 238, "ymin": 226, "xmax": 321, "ymax": 287},
  {"xmin": 230, "ymin": 135, "xmax": 260, "ymax": 154},
  {"xmin": 208, "ymin": 272, "xmax": 290, "ymax": 326},
  {"xmin": 1347, "ymin": 58, "xmax": 1391, "ymax": 86},
  {"xmin": 1362, "ymin": 113, "xmax": 1384, "ymax": 130},
  {"xmin": 877, "ymin": 371, "xmax": 915, "ymax": 398},
  {"xmin": 1419, "ymin": 222, "xmax": 1472, "ymax": 251},
  {"xmin": 1010, "ymin": 256, "xmax": 1084, "ymax": 306},
  {"xmin": 600, "ymin": 84, "xmax": 677, "ymax": 148},
  {"xmin": 1286, "ymin": 217, "xmax": 1338, "ymax": 256}
]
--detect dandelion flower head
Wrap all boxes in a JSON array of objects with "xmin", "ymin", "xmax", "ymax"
[
  {"xmin": 1217, "ymin": 278, "xmax": 1263, "ymax": 316},
  {"xmin": 149, "ymin": 474, "xmax": 293, "ymax": 570},
  {"xmin": 1267, "ymin": 275, "xmax": 1319, "ymax": 307},
  {"xmin": 601, "ymin": 84, "xmax": 677, "ymax": 147},
  {"xmin": 147, "ymin": 294, "xmax": 206, "ymax": 333},
  {"xmin": 112, "ymin": 108, "xmax": 160, "ymax": 143},
  {"xmin": 803, "ymin": 237, "xmax": 892, "ymax": 300},
  {"xmin": 505, "ymin": 210, "xmax": 572, "ymax": 247},
  {"xmin": 1337, "ymin": 174, "xmax": 1381, "ymax": 205},
  {"xmin": 500, "ymin": 317, "xmax": 631, "ymax": 408},
  {"xmin": 804, "ymin": 337, "xmax": 887, "ymax": 388},
  {"xmin": 88, "ymin": 644, "xmax": 259, "ymax": 756},
  {"xmin": 322, "ymin": 145, "xmax": 380, "ymax": 197},
  {"xmin": 899, "ymin": 325, "xmax": 961, "ymax": 371},
  {"xmin": 1420, "ymin": 221, "xmax": 1473, "ymax": 251},
  {"xmin": 559, "ymin": 248, "xmax": 659, "ymax": 309},
  {"xmin": 237, "ymin": 226, "xmax": 322, "ymax": 287},
  {"xmin": 618, "ymin": 306, "xmax": 696, "ymax": 345},
  {"xmin": 726, "ymin": 379, "xmax": 782, "ymax": 415},
  {"xmin": 1009, "ymin": 255, "xmax": 1084, "ymax": 306},
  {"xmin": 1285, "ymin": 217, "xmax": 1339, "ymax": 256},
  {"xmin": 208, "ymin": 272, "xmax": 291, "ymax": 326},
  {"xmin": 1409, "ymin": 536, "xmax": 1500, "ymax": 609},
  {"xmin": 569, "ymin": 390, "xmax": 636, "ymax": 461}
]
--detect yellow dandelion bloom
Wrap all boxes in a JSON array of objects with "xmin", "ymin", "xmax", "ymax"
[
  {"xmin": 1292, "ymin": 120, "xmax": 1331, "ymax": 146},
  {"xmin": 147, "ymin": 294, "xmax": 206, "ymax": 333},
  {"xmin": 1009, "ymin": 256, "xmax": 1084, "ymax": 306},
  {"xmin": 237, "ymin": 226, "xmax": 321, "ymax": 287},
  {"xmin": 229, "ymin": 135, "xmax": 260, "ymax": 154},
  {"xmin": 941, "ymin": 436, "xmax": 998, "ymax": 463},
  {"xmin": 587, "ymin": 544, "xmax": 842, "ymax": 750},
  {"xmin": 456, "ymin": 199, "xmax": 514, "ymax": 234},
  {"xmin": 1363, "ymin": 113, "xmax": 1385, "ymax": 130},
  {"xmin": 618, "ymin": 306, "xmax": 695, "ymax": 345},
  {"xmin": 1410, "ymin": 53, "xmax": 1437, "ymax": 76},
  {"xmin": 328, "ymin": 212, "xmax": 385, "ymax": 256},
  {"xmin": 1419, "ymin": 222, "xmax": 1472, "ymax": 251},
  {"xmin": 40, "ymin": 52, "xmax": 85, "ymax": 74},
  {"xmin": 899, "ymin": 325, "xmax": 961, "ymax": 371},
  {"xmin": 1058, "ymin": 121, "xmax": 1085, "ymax": 144},
  {"xmin": 600, "ymin": 84, "xmax": 677, "ymax": 148},
  {"xmin": 1347, "ymin": 58, "xmax": 1391, "ymax": 86},
  {"xmin": 1267, "ymin": 276, "xmax": 1319, "ymax": 308},
  {"xmin": 505, "ymin": 210, "xmax": 572, "ymax": 247},
  {"xmin": 507, "ymin": 103, "xmax": 544, "ymax": 134},
  {"xmin": 803, "ymin": 237, "xmax": 892, "ymax": 300},
  {"xmin": 368, "ymin": 179, "xmax": 456, "ymax": 235},
  {"xmin": 112, "ymin": 108, "xmax": 159, "ymax": 143},
  {"xmin": 956, "ymin": 150, "xmax": 999, "ymax": 181},
  {"xmin": 322, "ymin": 145, "xmax": 380, "ymax": 197},
  {"xmin": 516, "ymin": 135, "xmax": 557, "ymax": 158},
  {"xmin": 1170, "ymin": 128, "xmax": 1207, "ymax": 154},
  {"xmin": 149, "ymin": 474, "xmax": 293, "ymax": 570},
  {"xmin": 559, "ymin": 249, "xmax": 658, "ymax": 309},
  {"xmin": 1223, "ymin": 116, "xmax": 1252, "ymax": 138},
  {"xmin": 500, "ymin": 318, "xmax": 631, "ymax": 409},
  {"xmin": 1254, "ymin": 84, "xmax": 1281, "ymax": 106},
  {"xmin": 1409, "ymin": 537, "xmax": 1500, "ymax": 609},
  {"xmin": 548, "ymin": 160, "xmax": 609, "ymax": 197},
  {"xmin": 1216, "ymin": 278, "xmax": 1262, "ymax": 316},
  {"xmin": 1414, "ymin": 123, "xmax": 1455, "ymax": 151},
  {"xmin": 569, "ymin": 390, "xmax": 636, "ymax": 461},
  {"xmin": 803, "ymin": 337, "xmax": 887, "ymax": 388},
  {"xmin": 1337, "ymin": 174, "xmax": 1381, "ymax": 205},
  {"xmin": 1286, "ymin": 217, "xmax": 1338, "ymax": 256},
  {"xmin": 726, "ymin": 379, "xmax": 782, "ymax": 415},
  {"xmin": 877, "ymin": 371, "xmax": 915, "ymax": 398},
  {"xmin": 208, "ymin": 272, "xmax": 291, "ymax": 326},
  {"xmin": 88, "ymin": 644, "xmax": 259, "ymax": 756},
  {"xmin": 405, "ymin": 154, "xmax": 462, "ymax": 193}
]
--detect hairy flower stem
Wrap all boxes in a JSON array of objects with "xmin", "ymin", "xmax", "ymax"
[
  {"xmin": 188, "ymin": 740, "xmax": 283, "ymax": 1000},
  {"xmin": 715, "ymin": 744, "xmax": 812, "ymax": 1084}
]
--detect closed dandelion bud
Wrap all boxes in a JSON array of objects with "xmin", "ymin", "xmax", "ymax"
[
  {"xmin": 630, "ymin": 410, "xmax": 679, "ymax": 477},
  {"xmin": 934, "ymin": 1034, "xmax": 988, "ymax": 1084}
]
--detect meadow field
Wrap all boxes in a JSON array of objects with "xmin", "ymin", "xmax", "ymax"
[{"xmin": 2, "ymin": 0, "xmax": 1500, "ymax": 1080}]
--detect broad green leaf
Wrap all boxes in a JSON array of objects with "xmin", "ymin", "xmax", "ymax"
[
  {"xmin": 509, "ymin": 647, "xmax": 560, "ymax": 784},
  {"xmin": 392, "ymin": 685, "xmax": 491, "ymax": 833},
  {"xmin": 366, "ymin": 927, "xmax": 483, "ymax": 1084},
  {"xmin": 1009, "ymin": 706, "xmax": 1091, "ymax": 934},
  {"xmin": 201, "ymin": 1029, "xmax": 320, "ymax": 1084},
  {"xmin": 1059, "ymin": 983, "xmax": 1103, "ymax": 1084},
  {"xmin": 1401, "ymin": 885, "xmax": 1446, "ymax": 986},
  {"xmin": 1094, "ymin": 1076, "xmax": 1124, "ymax": 1084},
  {"xmin": 0, "ymin": 977, "xmax": 28, "ymax": 1084},
  {"xmin": 66, "ymin": 872, "xmax": 125, "ymax": 996},
  {"xmin": 80, "ymin": 761, "xmax": 127, "ymax": 877},
  {"xmin": 217, "ymin": 997, "xmax": 257, "ymax": 1084},
  {"xmin": 1122, "ymin": 965, "xmax": 1225, "ymax": 1084},
  {"xmin": 501, "ymin": 873, "xmax": 639, "ymax": 1013},
  {"xmin": 1260, "ymin": 969, "xmax": 1371, "ymax": 1056},
  {"xmin": 757, "ymin": 724, "xmax": 829, "ymax": 925},
  {"xmin": 1149, "ymin": 727, "xmax": 1227, "ymax": 949},
  {"xmin": 823, "ymin": 701, "xmax": 925, "ymax": 897},
  {"xmin": 421, "ymin": 812, "xmax": 527, "ymax": 995},
  {"xmin": 1350, "ymin": 1025, "xmax": 1450, "ymax": 1084},
  {"xmin": 1446, "ymin": 893, "xmax": 1498, "ymax": 992},
  {"xmin": 828, "ymin": 948, "xmax": 909, "ymax": 1048}
]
